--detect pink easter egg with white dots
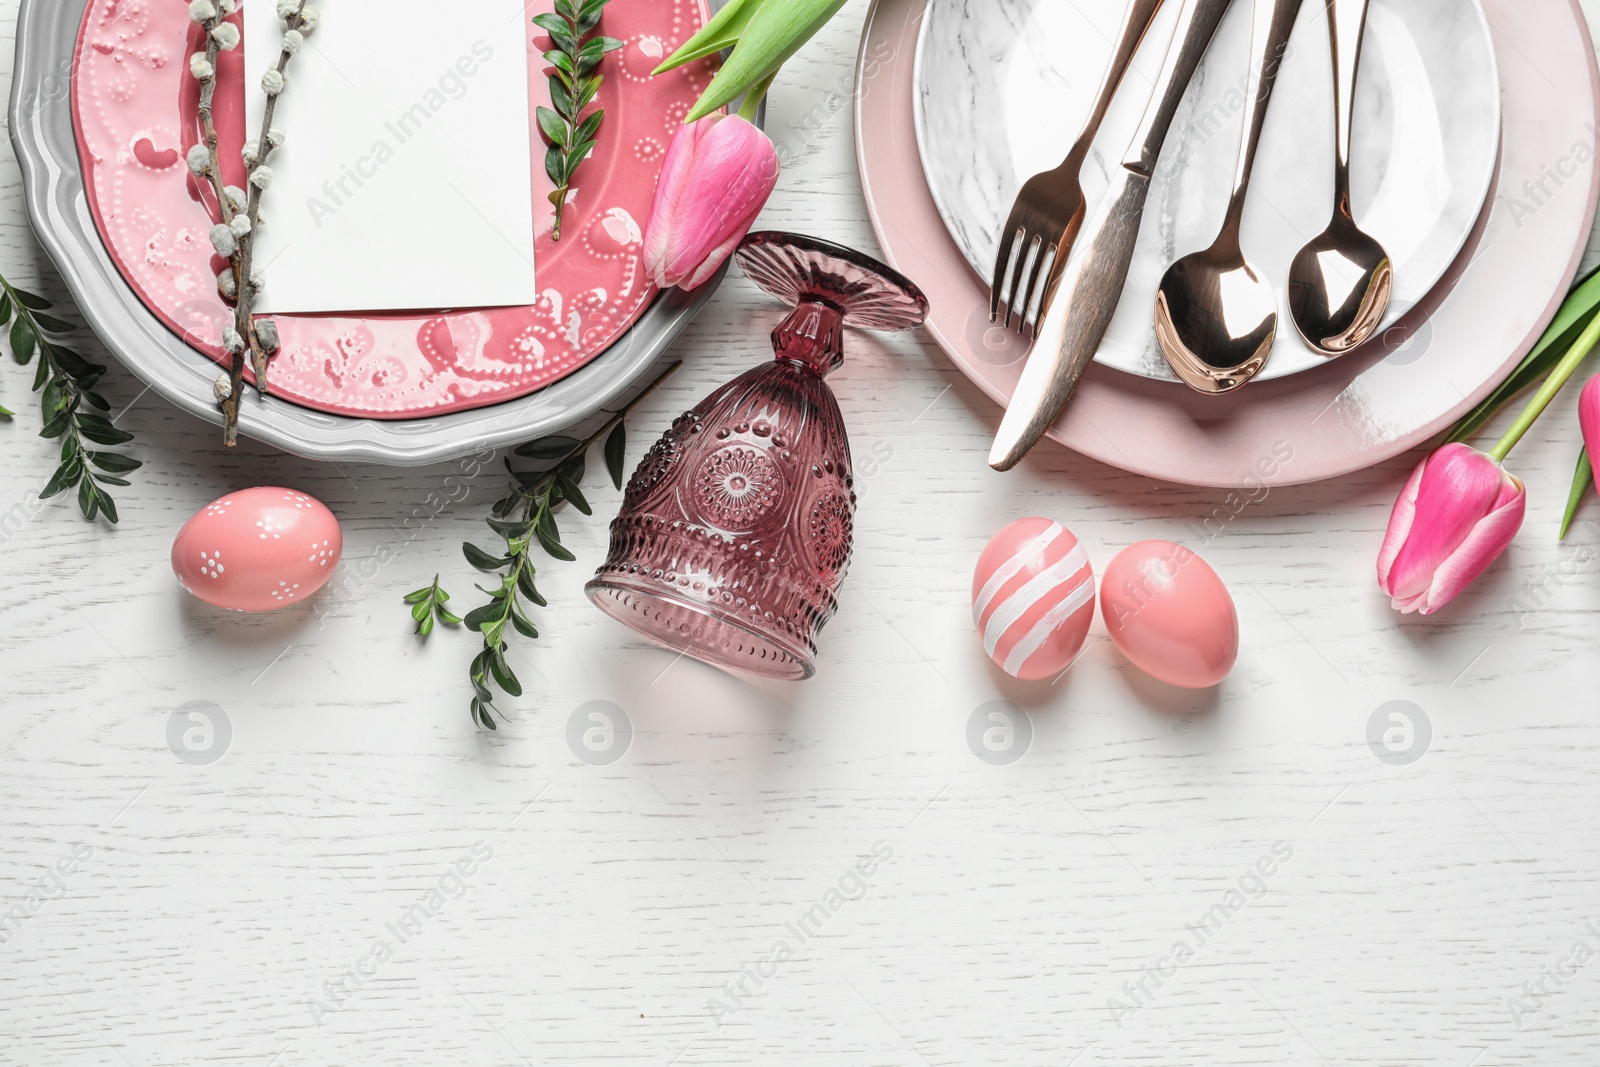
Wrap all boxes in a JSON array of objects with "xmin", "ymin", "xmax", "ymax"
[
  {"xmin": 171, "ymin": 487, "xmax": 342, "ymax": 612},
  {"xmin": 972, "ymin": 517, "xmax": 1096, "ymax": 681}
]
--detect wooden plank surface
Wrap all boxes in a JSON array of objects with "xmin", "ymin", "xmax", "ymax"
[{"xmin": 2, "ymin": 2, "xmax": 1599, "ymax": 1064}]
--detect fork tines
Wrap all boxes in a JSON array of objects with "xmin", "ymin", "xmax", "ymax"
[{"xmin": 991, "ymin": 220, "xmax": 1061, "ymax": 337}]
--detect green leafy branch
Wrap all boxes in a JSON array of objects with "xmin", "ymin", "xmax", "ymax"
[
  {"xmin": 0, "ymin": 274, "xmax": 139, "ymax": 523},
  {"xmin": 460, "ymin": 361, "xmax": 681, "ymax": 731},
  {"xmin": 403, "ymin": 574, "xmax": 462, "ymax": 636},
  {"xmin": 535, "ymin": 0, "xmax": 622, "ymax": 241}
]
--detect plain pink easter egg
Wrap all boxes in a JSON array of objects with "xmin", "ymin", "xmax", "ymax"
[
  {"xmin": 171, "ymin": 487, "xmax": 342, "ymax": 612},
  {"xmin": 972, "ymin": 517, "xmax": 1096, "ymax": 681},
  {"xmin": 1100, "ymin": 540, "xmax": 1238, "ymax": 689}
]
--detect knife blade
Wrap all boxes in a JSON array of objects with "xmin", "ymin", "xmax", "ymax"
[{"xmin": 989, "ymin": 0, "xmax": 1238, "ymax": 472}]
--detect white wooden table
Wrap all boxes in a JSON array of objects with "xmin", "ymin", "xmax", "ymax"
[{"xmin": 4, "ymin": 3, "xmax": 1600, "ymax": 1064}]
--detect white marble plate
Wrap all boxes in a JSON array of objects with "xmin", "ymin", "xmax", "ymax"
[{"xmin": 912, "ymin": 0, "xmax": 1501, "ymax": 382}]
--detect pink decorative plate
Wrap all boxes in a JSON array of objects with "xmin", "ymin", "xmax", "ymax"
[
  {"xmin": 72, "ymin": 0, "xmax": 711, "ymax": 418},
  {"xmin": 856, "ymin": 0, "xmax": 1600, "ymax": 488}
]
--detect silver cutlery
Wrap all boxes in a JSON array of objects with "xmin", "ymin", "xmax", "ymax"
[
  {"xmin": 1155, "ymin": 0, "xmax": 1306, "ymax": 393},
  {"xmin": 1287, "ymin": 0, "xmax": 1392, "ymax": 355},
  {"xmin": 990, "ymin": 0, "xmax": 1168, "ymax": 335},
  {"xmin": 989, "ymin": 0, "xmax": 1236, "ymax": 472}
]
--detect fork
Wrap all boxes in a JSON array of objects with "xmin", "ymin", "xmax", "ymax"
[{"xmin": 990, "ymin": 0, "xmax": 1169, "ymax": 335}]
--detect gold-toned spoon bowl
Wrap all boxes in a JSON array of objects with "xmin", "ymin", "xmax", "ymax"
[
  {"xmin": 1288, "ymin": 219, "xmax": 1392, "ymax": 354},
  {"xmin": 1156, "ymin": 243, "xmax": 1278, "ymax": 394},
  {"xmin": 1288, "ymin": 0, "xmax": 1393, "ymax": 355},
  {"xmin": 1155, "ymin": 0, "xmax": 1305, "ymax": 395}
]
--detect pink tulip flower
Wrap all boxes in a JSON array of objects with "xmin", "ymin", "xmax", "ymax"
[
  {"xmin": 1377, "ymin": 443, "xmax": 1526, "ymax": 614},
  {"xmin": 642, "ymin": 114, "xmax": 780, "ymax": 291},
  {"xmin": 1582, "ymin": 373, "xmax": 1600, "ymax": 468}
]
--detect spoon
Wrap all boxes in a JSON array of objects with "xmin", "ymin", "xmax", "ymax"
[
  {"xmin": 1288, "ymin": 0, "xmax": 1392, "ymax": 355},
  {"xmin": 1155, "ymin": 0, "xmax": 1305, "ymax": 394}
]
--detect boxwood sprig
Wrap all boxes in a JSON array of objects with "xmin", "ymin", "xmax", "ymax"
[
  {"xmin": 460, "ymin": 360, "xmax": 680, "ymax": 731},
  {"xmin": 403, "ymin": 574, "xmax": 462, "ymax": 636},
  {"xmin": 0, "ymin": 274, "xmax": 139, "ymax": 523},
  {"xmin": 535, "ymin": 0, "xmax": 623, "ymax": 241}
]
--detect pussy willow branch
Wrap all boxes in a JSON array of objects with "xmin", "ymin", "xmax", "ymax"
[
  {"xmin": 191, "ymin": 4, "xmax": 249, "ymax": 438},
  {"xmin": 189, "ymin": 2, "xmax": 312, "ymax": 445},
  {"xmin": 194, "ymin": 20, "xmax": 236, "ymax": 232},
  {"xmin": 221, "ymin": 1, "xmax": 310, "ymax": 446},
  {"xmin": 229, "ymin": 4, "xmax": 306, "ymax": 423}
]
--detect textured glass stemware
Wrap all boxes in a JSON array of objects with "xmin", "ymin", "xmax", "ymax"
[{"xmin": 587, "ymin": 232, "xmax": 929, "ymax": 680}]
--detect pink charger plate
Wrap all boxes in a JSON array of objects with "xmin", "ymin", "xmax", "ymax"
[
  {"xmin": 72, "ymin": 0, "xmax": 712, "ymax": 419},
  {"xmin": 855, "ymin": 0, "xmax": 1600, "ymax": 488}
]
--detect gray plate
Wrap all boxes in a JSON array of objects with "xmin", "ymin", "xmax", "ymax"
[{"xmin": 9, "ymin": 0, "xmax": 730, "ymax": 466}]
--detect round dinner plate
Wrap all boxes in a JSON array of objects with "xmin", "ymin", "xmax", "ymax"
[
  {"xmin": 9, "ymin": 0, "xmax": 723, "ymax": 466},
  {"xmin": 913, "ymin": 0, "xmax": 1501, "ymax": 382},
  {"xmin": 857, "ymin": 0, "xmax": 1600, "ymax": 488}
]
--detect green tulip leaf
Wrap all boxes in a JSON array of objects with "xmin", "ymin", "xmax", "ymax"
[
  {"xmin": 1559, "ymin": 447, "xmax": 1594, "ymax": 540},
  {"xmin": 1449, "ymin": 262, "xmax": 1600, "ymax": 443},
  {"xmin": 684, "ymin": 0, "xmax": 847, "ymax": 122},
  {"xmin": 653, "ymin": 0, "xmax": 769, "ymax": 75}
]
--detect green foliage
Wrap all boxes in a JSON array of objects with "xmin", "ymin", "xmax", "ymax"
[
  {"xmin": 1560, "ymin": 448, "xmax": 1593, "ymax": 541},
  {"xmin": 682, "ymin": 0, "xmax": 847, "ymax": 122},
  {"xmin": 652, "ymin": 0, "xmax": 767, "ymax": 74},
  {"xmin": 460, "ymin": 361, "xmax": 680, "ymax": 731},
  {"xmin": 1449, "ymin": 263, "xmax": 1600, "ymax": 444},
  {"xmin": 1446, "ymin": 265, "xmax": 1600, "ymax": 540},
  {"xmin": 535, "ymin": 0, "xmax": 623, "ymax": 241},
  {"xmin": 403, "ymin": 574, "xmax": 462, "ymax": 636},
  {"xmin": 1, "ymin": 276, "xmax": 138, "ymax": 523}
]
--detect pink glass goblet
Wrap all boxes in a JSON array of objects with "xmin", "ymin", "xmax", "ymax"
[{"xmin": 586, "ymin": 232, "xmax": 929, "ymax": 680}]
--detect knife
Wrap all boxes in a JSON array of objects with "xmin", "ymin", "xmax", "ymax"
[{"xmin": 989, "ymin": 0, "xmax": 1238, "ymax": 472}]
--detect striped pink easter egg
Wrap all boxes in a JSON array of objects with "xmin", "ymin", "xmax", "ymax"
[{"xmin": 972, "ymin": 517, "xmax": 1096, "ymax": 681}]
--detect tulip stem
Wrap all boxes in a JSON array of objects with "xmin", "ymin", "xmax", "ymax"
[
  {"xmin": 1489, "ymin": 309, "xmax": 1600, "ymax": 463},
  {"xmin": 735, "ymin": 73, "xmax": 775, "ymax": 122}
]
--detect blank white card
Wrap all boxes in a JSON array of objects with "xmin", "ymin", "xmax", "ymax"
[{"xmin": 244, "ymin": 1, "xmax": 538, "ymax": 315}]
